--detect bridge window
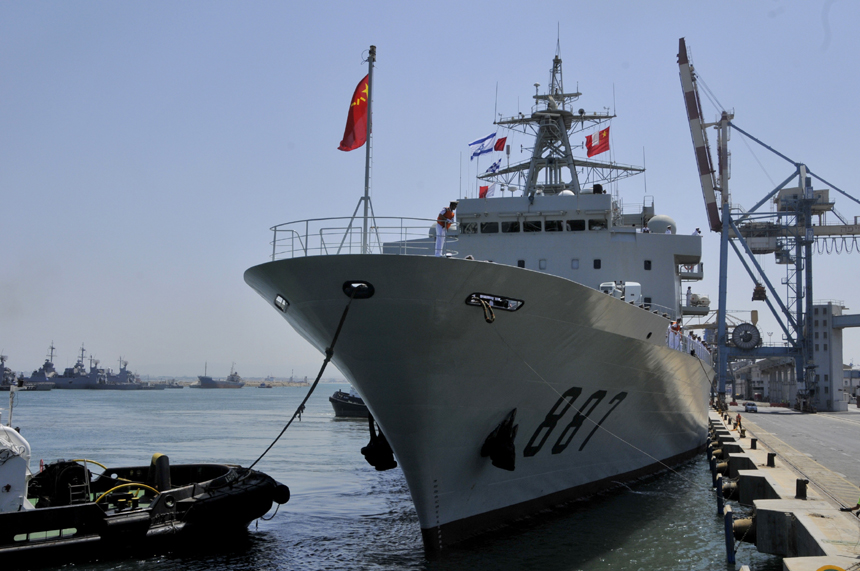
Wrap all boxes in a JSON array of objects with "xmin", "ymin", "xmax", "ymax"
[
  {"xmin": 589, "ymin": 219, "xmax": 607, "ymax": 231},
  {"xmin": 545, "ymin": 220, "xmax": 563, "ymax": 232},
  {"xmin": 571, "ymin": 259, "xmax": 579, "ymax": 269},
  {"xmin": 501, "ymin": 221, "xmax": 520, "ymax": 233},
  {"xmin": 480, "ymin": 222, "xmax": 498, "ymax": 234},
  {"xmin": 566, "ymin": 220, "xmax": 586, "ymax": 231},
  {"xmin": 644, "ymin": 260, "xmax": 652, "ymax": 271},
  {"xmin": 593, "ymin": 259, "xmax": 601, "ymax": 269},
  {"xmin": 461, "ymin": 222, "xmax": 477, "ymax": 234},
  {"xmin": 523, "ymin": 220, "xmax": 542, "ymax": 232},
  {"xmin": 517, "ymin": 260, "xmax": 525, "ymax": 268}
]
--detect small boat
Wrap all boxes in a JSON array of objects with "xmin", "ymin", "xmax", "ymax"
[
  {"xmin": 258, "ymin": 383, "xmax": 274, "ymax": 388},
  {"xmin": 0, "ymin": 389, "xmax": 289, "ymax": 567},
  {"xmin": 162, "ymin": 379, "xmax": 184, "ymax": 389},
  {"xmin": 329, "ymin": 388, "xmax": 369, "ymax": 418}
]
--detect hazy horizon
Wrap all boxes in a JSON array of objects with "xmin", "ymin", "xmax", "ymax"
[{"xmin": 3, "ymin": 1, "xmax": 859, "ymax": 379}]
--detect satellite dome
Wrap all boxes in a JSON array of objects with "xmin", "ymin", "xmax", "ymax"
[{"xmin": 647, "ymin": 215, "xmax": 677, "ymax": 234}]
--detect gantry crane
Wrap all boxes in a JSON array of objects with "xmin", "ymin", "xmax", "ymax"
[{"xmin": 678, "ymin": 38, "xmax": 860, "ymax": 409}]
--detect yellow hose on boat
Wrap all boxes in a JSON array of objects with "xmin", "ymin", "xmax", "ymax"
[{"xmin": 94, "ymin": 483, "xmax": 160, "ymax": 504}]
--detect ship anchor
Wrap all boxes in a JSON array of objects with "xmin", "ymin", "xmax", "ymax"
[{"xmin": 480, "ymin": 408, "xmax": 519, "ymax": 471}]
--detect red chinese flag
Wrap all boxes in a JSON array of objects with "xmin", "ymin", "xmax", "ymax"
[
  {"xmin": 586, "ymin": 126, "xmax": 610, "ymax": 157},
  {"xmin": 338, "ymin": 75, "xmax": 370, "ymax": 152},
  {"xmin": 494, "ymin": 137, "xmax": 507, "ymax": 151},
  {"xmin": 479, "ymin": 185, "xmax": 489, "ymax": 198}
]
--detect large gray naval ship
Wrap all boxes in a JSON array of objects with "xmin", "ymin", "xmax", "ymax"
[{"xmin": 245, "ymin": 51, "xmax": 714, "ymax": 551}]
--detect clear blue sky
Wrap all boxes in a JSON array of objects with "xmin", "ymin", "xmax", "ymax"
[{"xmin": 2, "ymin": 1, "xmax": 858, "ymax": 378}]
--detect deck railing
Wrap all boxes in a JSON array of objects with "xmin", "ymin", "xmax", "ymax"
[{"xmin": 269, "ymin": 217, "xmax": 454, "ymax": 261}]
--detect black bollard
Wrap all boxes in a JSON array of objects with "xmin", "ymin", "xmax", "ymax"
[
  {"xmin": 767, "ymin": 452, "xmax": 776, "ymax": 467},
  {"xmin": 795, "ymin": 479, "xmax": 809, "ymax": 500},
  {"xmin": 751, "ymin": 438, "xmax": 757, "ymax": 450}
]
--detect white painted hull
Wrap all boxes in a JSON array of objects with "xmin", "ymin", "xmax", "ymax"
[{"xmin": 245, "ymin": 254, "xmax": 712, "ymax": 550}]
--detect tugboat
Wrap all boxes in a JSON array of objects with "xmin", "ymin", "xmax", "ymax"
[
  {"xmin": 329, "ymin": 387, "xmax": 369, "ymax": 418},
  {"xmin": 245, "ymin": 47, "xmax": 713, "ymax": 551},
  {"xmin": 0, "ymin": 382, "xmax": 289, "ymax": 567},
  {"xmin": 191, "ymin": 363, "xmax": 245, "ymax": 389}
]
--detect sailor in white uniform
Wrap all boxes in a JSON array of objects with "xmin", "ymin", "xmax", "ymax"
[{"xmin": 435, "ymin": 201, "xmax": 458, "ymax": 256}]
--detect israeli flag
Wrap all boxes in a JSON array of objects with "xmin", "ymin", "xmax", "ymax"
[
  {"xmin": 468, "ymin": 132, "xmax": 496, "ymax": 161},
  {"xmin": 485, "ymin": 158, "xmax": 502, "ymax": 174}
]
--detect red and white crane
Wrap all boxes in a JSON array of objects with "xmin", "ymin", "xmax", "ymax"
[{"xmin": 678, "ymin": 38, "xmax": 722, "ymax": 233}]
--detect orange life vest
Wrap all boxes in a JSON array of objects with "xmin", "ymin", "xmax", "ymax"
[{"xmin": 437, "ymin": 208, "xmax": 454, "ymax": 230}]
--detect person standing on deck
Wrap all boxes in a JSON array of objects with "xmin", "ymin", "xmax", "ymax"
[
  {"xmin": 686, "ymin": 286, "xmax": 693, "ymax": 306},
  {"xmin": 435, "ymin": 201, "xmax": 458, "ymax": 256}
]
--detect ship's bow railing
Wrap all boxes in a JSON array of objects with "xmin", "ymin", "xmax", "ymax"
[{"xmin": 270, "ymin": 217, "xmax": 450, "ymax": 260}]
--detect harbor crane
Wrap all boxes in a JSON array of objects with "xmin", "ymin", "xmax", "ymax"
[{"xmin": 678, "ymin": 38, "xmax": 860, "ymax": 410}]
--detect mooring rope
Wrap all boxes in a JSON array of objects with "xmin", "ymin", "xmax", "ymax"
[
  {"xmin": 478, "ymin": 298, "xmax": 495, "ymax": 323},
  {"xmin": 246, "ymin": 286, "xmax": 361, "ymax": 472}
]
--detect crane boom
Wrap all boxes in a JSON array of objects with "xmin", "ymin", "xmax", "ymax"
[{"xmin": 678, "ymin": 38, "xmax": 722, "ymax": 232}]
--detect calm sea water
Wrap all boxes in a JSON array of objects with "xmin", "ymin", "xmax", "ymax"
[{"xmin": 7, "ymin": 385, "xmax": 781, "ymax": 570}]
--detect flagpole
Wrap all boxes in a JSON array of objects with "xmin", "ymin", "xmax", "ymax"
[{"xmin": 362, "ymin": 45, "xmax": 376, "ymax": 254}]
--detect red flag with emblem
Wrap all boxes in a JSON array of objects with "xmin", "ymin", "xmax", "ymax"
[
  {"xmin": 338, "ymin": 75, "xmax": 369, "ymax": 151},
  {"xmin": 586, "ymin": 126, "xmax": 610, "ymax": 157}
]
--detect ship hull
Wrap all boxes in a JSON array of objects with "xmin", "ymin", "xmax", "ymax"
[{"xmin": 245, "ymin": 255, "xmax": 712, "ymax": 550}]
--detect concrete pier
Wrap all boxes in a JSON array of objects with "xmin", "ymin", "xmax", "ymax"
[{"xmin": 710, "ymin": 407, "xmax": 860, "ymax": 570}]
